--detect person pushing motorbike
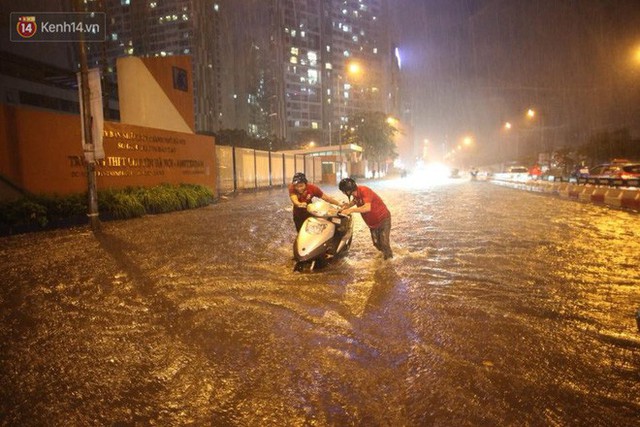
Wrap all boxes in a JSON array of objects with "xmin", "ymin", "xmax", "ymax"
[
  {"xmin": 338, "ymin": 177, "xmax": 393, "ymax": 260},
  {"xmin": 289, "ymin": 172, "xmax": 343, "ymax": 232}
]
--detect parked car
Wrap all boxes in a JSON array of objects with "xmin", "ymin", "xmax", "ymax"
[
  {"xmin": 587, "ymin": 163, "xmax": 622, "ymax": 180},
  {"xmin": 586, "ymin": 161, "xmax": 640, "ymax": 184},
  {"xmin": 611, "ymin": 163, "xmax": 640, "ymax": 180}
]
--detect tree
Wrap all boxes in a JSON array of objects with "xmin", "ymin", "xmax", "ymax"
[
  {"xmin": 577, "ymin": 128, "xmax": 639, "ymax": 165},
  {"xmin": 343, "ymin": 111, "xmax": 398, "ymax": 163}
]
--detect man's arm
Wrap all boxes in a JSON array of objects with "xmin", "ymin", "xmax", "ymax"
[
  {"xmin": 290, "ymin": 194, "xmax": 306, "ymax": 208},
  {"xmin": 342, "ymin": 202, "xmax": 371, "ymax": 215},
  {"xmin": 320, "ymin": 193, "xmax": 343, "ymax": 206}
]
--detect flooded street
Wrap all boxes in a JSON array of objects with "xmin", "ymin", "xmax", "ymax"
[{"xmin": 1, "ymin": 179, "xmax": 639, "ymax": 426}]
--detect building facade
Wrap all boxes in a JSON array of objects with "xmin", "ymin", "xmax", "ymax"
[
  {"xmin": 269, "ymin": 0, "xmax": 399, "ymax": 145},
  {"xmin": 85, "ymin": 0, "xmax": 233, "ymax": 134}
]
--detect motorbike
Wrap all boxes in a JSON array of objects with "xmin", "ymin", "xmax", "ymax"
[{"xmin": 293, "ymin": 200, "xmax": 353, "ymax": 272}]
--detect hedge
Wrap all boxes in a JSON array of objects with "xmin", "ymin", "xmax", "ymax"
[{"xmin": 0, "ymin": 184, "xmax": 215, "ymax": 234}]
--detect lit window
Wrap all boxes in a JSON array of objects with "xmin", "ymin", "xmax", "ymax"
[
  {"xmin": 326, "ymin": 45, "xmax": 330, "ymax": 52},
  {"xmin": 111, "ymin": 33, "xmax": 118, "ymax": 40},
  {"xmin": 294, "ymin": 121, "xmax": 301, "ymax": 127},
  {"xmin": 291, "ymin": 30, "xmax": 297, "ymax": 37},
  {"xmin": 182, "ymin": 14, "xmax": 188, "ymax": 20},
  {"xmin": 301, "ymin": 31, "xmax": 305, "ymax": 38},
  {"xmin": 311, "ymin": 122, "xmax": 318, "ymax": 129},
  {"xmin": 149, "ymin": 2, "xmax": 156, "ymax": 8},
  {"xmin": 291, "ymin": 47, "xmax": 299, "ymax": 55},
  {"xmin": 214, "ymin": 4, "xmax": 219, "ymax": 12},
  {"xmin": 343, "ymin": 50, "xmax": 350, "ymax": 57},
  {"xmin": 352, "ymin": 35, "xmax": 358, "ymax": 42},
  {"xmin": 325, "ymin": 63, "xmax": 332, "ymax": 69},
  {"xmin": 307, "ymin": 51, "xmax": 317, "ymax": 62},
  {"xmin": 308, "ymin": 69, "xmax": 318, "ymax": 84},
  {"xmin": 373, "ymin": 47, "xmax": 378, "ymax": 54},
  {"xmin": 121, "ymin": 0, "xmax": 130, "ymax": 5}
]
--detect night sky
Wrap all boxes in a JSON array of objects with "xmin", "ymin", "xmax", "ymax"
[{"xmin": 394, "ymin": 0, "xmax": 640, "ymax": 160}]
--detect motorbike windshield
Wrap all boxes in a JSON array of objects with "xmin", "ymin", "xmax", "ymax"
[{"xmin": 307, "ymin": 200, "xmax": 338, "ymax": 218}]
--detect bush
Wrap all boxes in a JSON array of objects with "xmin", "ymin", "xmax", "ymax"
[
  {"xmin": 134, "ymin": 184, "xmax": 182, "ymax": 214},
  {"xmin": 0, "ymin": 184, "xmax": 214, "ymax": 234},
  {"xmin": 0, "ymin": 198, "xmax": 48, "ymax": 227},
  {"xmin": 98, "ymin": 189, "xmax": 146, "ymax": 219}
]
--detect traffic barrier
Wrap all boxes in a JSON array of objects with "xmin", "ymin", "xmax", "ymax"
[
  {"xmin": 621, "ymin": 189, "xmax": 640, "ymax": 210},
  {"xmin": 590, "ymin": 187, "xmax": 608, "ymax": 204},
  {"xmin": 578, "ymin": 186, "xmax": 596, "ymax": 202},
  {"xmin": 568, "ymin": 184, "xmax": 581, "ymax": 199},
  {"xmin": 604, "ymin": 188, "xmax": 623, "ymax": 207},
  {"xmin": 490, "ymin": 178, "xmax": 639, "ymax": 212},
  {"xmin": 557, "ymin": 183, "xmax": 570, "ymax": 197}
]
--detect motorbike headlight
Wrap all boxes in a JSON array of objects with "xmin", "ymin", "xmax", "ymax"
[{"xmin": 306, "ymin": 221, "xmax": 327, "ymax": 235}]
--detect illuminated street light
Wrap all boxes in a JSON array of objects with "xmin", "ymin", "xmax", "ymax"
[
  {"xmin": 463, "ymin": 136, "xmax": 473, "ymax": 146},
  {"xmin": 347, "ymin": 61, "xmax": 362, "ymax": 76},
  {"xmin": 633, "ymin": 45, "xmax": 640, "ymax": 65},
  {"xmin": 504, "ymin": 122, "xmax": 512, "ymax": 130},
  {"xmin": 527, "ymin": 109, "xmax": 536, "ymax": 119}
]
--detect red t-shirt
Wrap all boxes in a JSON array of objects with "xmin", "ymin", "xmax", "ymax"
[
  {"xmin": 289, "ymin": 183, "xmax": 323, "ymax": 218},
  {"xmin": 352, "ymin": 185, "xmax": 390, "ymax": 229}
]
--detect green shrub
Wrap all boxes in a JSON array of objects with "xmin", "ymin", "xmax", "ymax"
[
  {"xmin": 98, "ymin": 189, "xmax": 145, "ymax": 219},
  {"xmin": 134, "ymin": 184, "xmax": 181, "ymax": 214},
  {"xmin": 1, "ymin": 184, "xmax": 213, "ymax": 232},
  {"xmin": 0, "ymin": 198, "xmax": 48, "ymax": 227},
  {"xmin": 34, "ymin": 193, "xmax": 86, "ymax": 222}
]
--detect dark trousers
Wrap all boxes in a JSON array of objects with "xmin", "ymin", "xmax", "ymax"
[
  {"xmin": 370, "ymin": 216, "xmax": 392, "ymax": 259},
  {"xmin": 293, "ymin": 213, "xmax": 310, "ymax": 232}
]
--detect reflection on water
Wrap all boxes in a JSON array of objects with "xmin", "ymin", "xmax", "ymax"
[{"xmin": 0, "ymin": 180, "xmax": 638, "ymax": 425}]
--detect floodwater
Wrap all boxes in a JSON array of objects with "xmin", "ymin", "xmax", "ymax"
[{"xmin": 1, "ymin": 178, "xmax": 639, "ymax": 426}]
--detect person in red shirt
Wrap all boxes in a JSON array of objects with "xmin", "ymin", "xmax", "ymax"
[
  {"xmin": 338, "ymin": 177, "xmax": 393, "ymax": 259},
  {"xmin": 289, "ymin": 172, "xmax": 343, "ymax": 232}
]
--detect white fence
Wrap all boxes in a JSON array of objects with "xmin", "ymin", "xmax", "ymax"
[{"xmin": 215, "ymin": 146, "xmax": 322, "ymax": 195}]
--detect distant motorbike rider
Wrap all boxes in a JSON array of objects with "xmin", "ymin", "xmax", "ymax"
[
  {"xmin": 338, "ymin": 177, "xmax": 393, "ymax": 260},
  {"xmin": 289, "ymin": 172, "xmax": 343, "ymax": 232}
]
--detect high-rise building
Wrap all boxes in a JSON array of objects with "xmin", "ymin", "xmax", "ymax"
[
  {"xmin": 86, "ymin": 0, "xmax": 233, "ymax": 134},
  {"xmin": 269, "ymin": 0, "xmax": 399, "ymax": 144}
]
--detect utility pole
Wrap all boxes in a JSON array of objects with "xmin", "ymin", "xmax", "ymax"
[{"xmin": 75, "ymin": 0, "xmax": 100, "ymax": 231}]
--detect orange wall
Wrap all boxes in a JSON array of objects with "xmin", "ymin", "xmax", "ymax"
[{"xmin": 0, "ymin": 104, "xmax": 216, "ymax": 196}]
